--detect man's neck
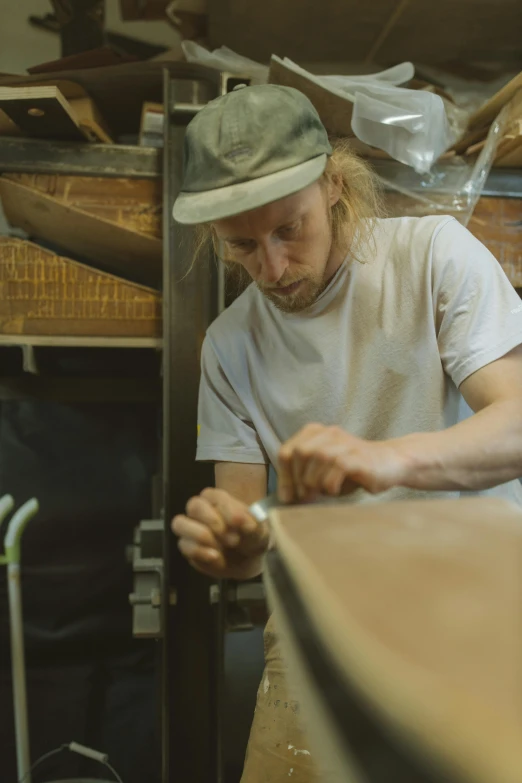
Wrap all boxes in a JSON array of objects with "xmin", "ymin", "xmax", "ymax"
[{"xmin": 323, "ymin": 241, "xmax": 347, "ymax": 286}]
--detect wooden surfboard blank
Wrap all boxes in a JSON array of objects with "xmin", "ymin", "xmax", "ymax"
[{"xmin": 265, "ymin": 498, "xmax": 522, "ymax": 783}]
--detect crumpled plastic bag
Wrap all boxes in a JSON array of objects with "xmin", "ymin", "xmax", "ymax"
[{"xmin": 276, "ymin": 57, "xmax": 454, "ymax": 174}]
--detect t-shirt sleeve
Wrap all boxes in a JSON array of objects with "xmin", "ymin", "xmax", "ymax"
[
  {"xmin": 432, "ymin": 217, "xmax": 522, "ymax": 388},
  {"xmin": 196, "ymin": 335, "xmax": 268, "ymax": 464}
]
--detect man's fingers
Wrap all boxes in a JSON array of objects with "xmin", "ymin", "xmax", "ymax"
[
  {"xmin": 185, "ymin": 495, "xmax": 227, "ymax": 536},
  {"xmin": 277, "ymin": 425, "xmax": 372, "ymax": 500},
  {"xmin": 200, "ymin": 487, "xmax": 257, "ymax": 534},
  {"xmin": 178, "ymin": 536, "xmax": 225, "ymax": 569},
  {"xmin": 172, "ymin": 514, "xmax": 220, "ymax": 549},
  {"xmin": 281, "ymin": 428, "xmax": 352, "ymax": 500},
  {"xmin": 278, "ymin": 424, "xmax": 325, "ymax": 501},
  {"xmin": 322, "ymin": 464, "xmax": 351, "ymax": 496}
]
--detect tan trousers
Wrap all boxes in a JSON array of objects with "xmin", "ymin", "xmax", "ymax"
[{"xmin": 240, "ymin": 615, "xmax": 321, "ymax": 783}]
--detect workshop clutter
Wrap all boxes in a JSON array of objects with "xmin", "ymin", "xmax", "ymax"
[
  {"xmin": 0, "ymin": 55, "xmax": 166, "ymax": 339},
  {"xmin": 0, "ymin": 36, "xmax": 521, "ymax": 339}
]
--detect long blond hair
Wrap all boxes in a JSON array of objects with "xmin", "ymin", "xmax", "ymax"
[
  {"xmin": 323, "ymin": 137, "xmax": 385, "ymax": 260},
  {"xmin": 189, "ymin": 139, "xmax": 384, "ymax": 288}
]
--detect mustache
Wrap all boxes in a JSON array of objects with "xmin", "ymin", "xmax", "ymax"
[{"xmin": 259, "ymin": 277, "xmax": 303, "ymax": 292}]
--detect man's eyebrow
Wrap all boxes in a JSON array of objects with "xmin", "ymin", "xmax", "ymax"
[
  {"xmin": 278, "ymin": 214, "xmax": 304, "ymax": 227},
  {"xmin": 222, "ymin": 234, "xmax": 254, "ymax": 242},
  {"xmin": 222, "ymin": 212, "xmax": 305, "ymax": 242}
]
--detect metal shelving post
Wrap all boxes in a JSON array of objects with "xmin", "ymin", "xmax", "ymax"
[{"xmin": 161, "ymin": 63, "xmax": 234, "ymax": 783}]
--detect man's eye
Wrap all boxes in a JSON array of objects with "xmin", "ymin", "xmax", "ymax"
[
  {"xmin": 229, "ymin": 240, "xmax": 253, "ymax": 251},
  {"xmin": 278, "ymin": 223, "xmax": 299, "ymax": 239}
]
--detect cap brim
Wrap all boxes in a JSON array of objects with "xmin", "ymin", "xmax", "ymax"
[{"xmin": 172, "ymin": 154, "xmax": 328, "ymax": 225}]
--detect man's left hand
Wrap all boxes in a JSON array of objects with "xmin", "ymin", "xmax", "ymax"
[{"xmin": 277, "ymin": 423, "xmax": 409, "ymax": 503}]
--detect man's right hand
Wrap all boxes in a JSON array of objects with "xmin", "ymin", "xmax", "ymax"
[{"xmin": 172, "ymin": 487, "xmax": 270, "ymax": 580}]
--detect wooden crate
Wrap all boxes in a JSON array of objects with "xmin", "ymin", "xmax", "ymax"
[{"xmin": 0, "ymin": 237, "xmax": 161, "ymax": 337}]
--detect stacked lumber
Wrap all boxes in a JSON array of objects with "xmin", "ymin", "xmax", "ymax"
[{"xmin": 452, "ymin": 74, "xmax": 522, "ymax": 167}]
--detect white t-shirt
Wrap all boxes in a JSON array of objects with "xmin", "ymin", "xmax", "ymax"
[{"xmin": 196, "ymin": 215, "xmax": 522, "ymax": 505}]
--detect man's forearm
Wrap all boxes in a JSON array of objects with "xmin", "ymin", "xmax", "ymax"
[{"xmin": 395, "ymin": 398, "xmax": 522, "ymax": 492}]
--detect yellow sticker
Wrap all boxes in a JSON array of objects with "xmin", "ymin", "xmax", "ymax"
[{"xmin": 197, "ymin": 424, "xmax": 201, "ymax": 437}]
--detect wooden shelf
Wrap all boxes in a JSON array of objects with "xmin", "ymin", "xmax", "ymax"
[{"xmin": 0, "ymin": 334, "xmax": 162, "ymax": 349}]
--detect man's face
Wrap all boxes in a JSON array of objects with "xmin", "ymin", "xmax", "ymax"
[{"xmin": 212, "ymin": 181, "xmax": 342, "ymax": 313}]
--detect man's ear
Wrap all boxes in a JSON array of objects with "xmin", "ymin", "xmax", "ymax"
[{"xmin": 327, "ymin": 173, "xmax": 342, "ymax": 207}]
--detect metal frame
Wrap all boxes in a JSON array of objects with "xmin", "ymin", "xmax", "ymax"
[
  {"xmin": 161, "ymin": 64, "xmax": 231, "ymax": 783},
  {"xmin": 1, "ymin": 138, "xmax": 521, "ymax": 198},
  {"xmin": 371, "ymin": 160, "xmax": 522, "ymax": 199},
  {"xmin": 0, "ymin": 137, "xmax": 161, "ymax": 179}
]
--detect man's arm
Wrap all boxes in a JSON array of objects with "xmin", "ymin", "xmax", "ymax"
[
  {"xmin": 396, "ymin": 345, "xmax": 522, "ymax": 491},
  {"xmin": 215, "ymin": 462, "xmax": 268, "ymax": 503},
  {"xmin": 278, "ymin": 347, "xmax": 522, "ymax": 501}
]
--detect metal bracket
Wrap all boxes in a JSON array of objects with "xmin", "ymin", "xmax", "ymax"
[
  {"xmin": 129, "ymin": 518, "xmax": 175, "ymax": 638},
  {"xmin": 210, "ymin": 581, "xmax": 266, "ymax": 632}
]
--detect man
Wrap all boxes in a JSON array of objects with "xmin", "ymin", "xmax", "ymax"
[{"xmin": 172, "ymin": 83, "xmax": 522, "ymax": 781}]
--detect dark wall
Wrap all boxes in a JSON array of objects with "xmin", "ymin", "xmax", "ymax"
[{"xmin": 0, "ymin": 346, "xmax": 161, "ymax": 783}]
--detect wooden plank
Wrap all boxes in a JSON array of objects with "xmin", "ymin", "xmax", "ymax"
[
  {"xmin": 0, "ymin": 177, "xmax": 162, "ymax": 287},
  {"xmin": 3, "ymin": 174, "xmax": 162, "ymax": 238},
  {"xmin": 0, "ymin": 334, "xmax": 162, "ymax": 348},
  {"xmin": 266, "ymin": 498, "xmax": 522, "ymax": 783},
  {"xmin": 68, "ymin": 96, "xmax": 113, "ymax": 143},
  {"xmin": 469, "ymin": 71, "xmax": 522, "ymax": 131},
  {"xmin": 0, "ymin": 85, "xmax": 113, "ymax": 143},
  {"xmin": 0, "ymin": 109, "xmax": 21, "ymax": 136},
  {"xmin": 451, "ymin": 124, "xmax": 489, "ymax": 156},
  {"xmin": 0, "ymin": 67, "xmax": 161, "ymax": 138},
  {"xmin": 0, "ymin": 86, "xmax": 87, "ymax": 141}
]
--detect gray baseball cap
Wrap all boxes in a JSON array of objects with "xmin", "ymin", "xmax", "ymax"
[{"xmin": 173, "ymin": 84, "xmax": 332, "ymax": 225}]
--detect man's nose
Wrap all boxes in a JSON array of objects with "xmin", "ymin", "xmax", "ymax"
[{"xmin": 257, "ymin": 240, "xmax": 289, "ymax": 285}]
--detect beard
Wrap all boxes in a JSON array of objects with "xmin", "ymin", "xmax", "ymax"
[
  {"xmin": 257, "ymin": 273, "xmax": 329, "ymax": 313},
  {"xmin": 257, "ymin": 238, "xmax": 333, "ymax": 313}
]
